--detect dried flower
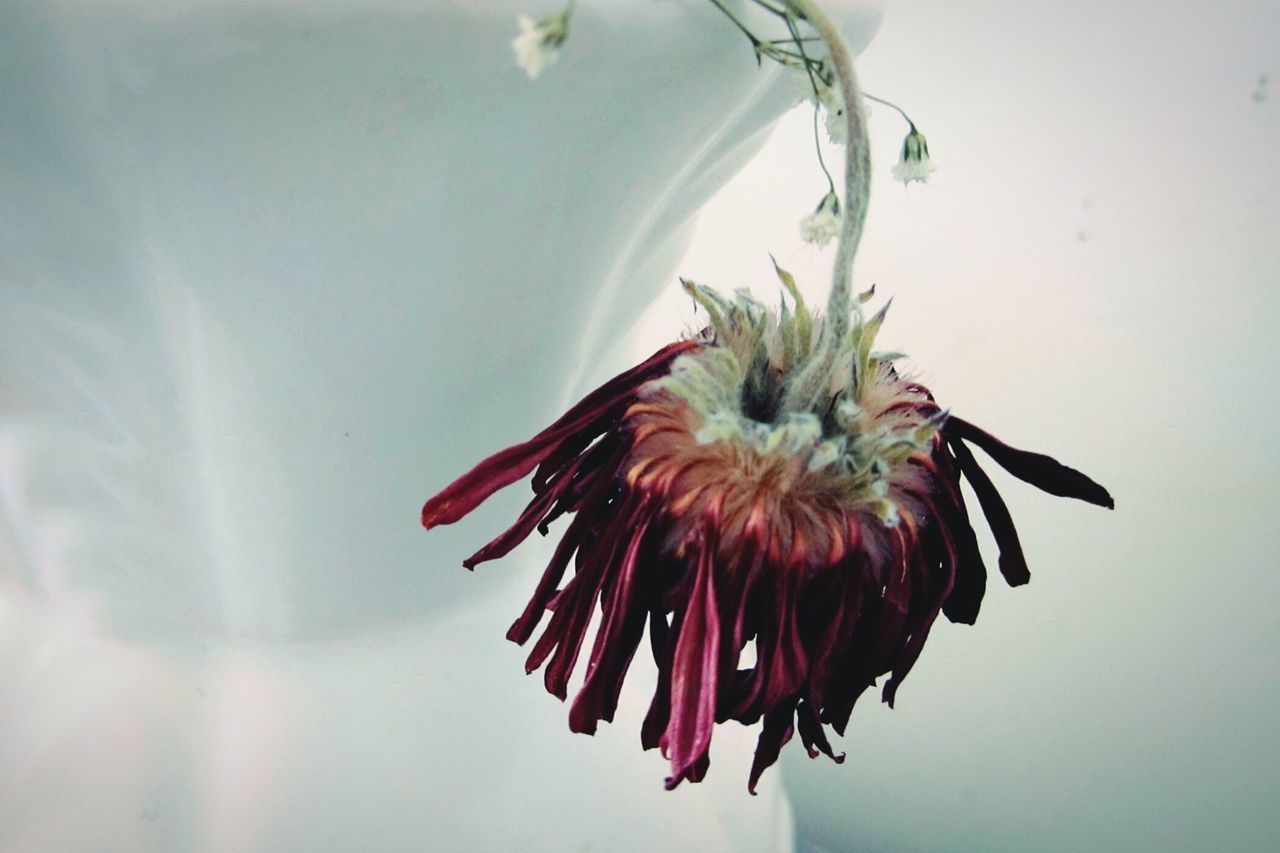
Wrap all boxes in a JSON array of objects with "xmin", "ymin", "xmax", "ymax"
[
  {"xmin": 891, "ymin": 126, "xmax": 938, "ymax": 185},
  {"xmin": 799, "ymin": 191, "xmax": 842, "ymax": 247},
  {"xmin": 801, "ymin": 69, "xmax": 849, "ymax": 146},
  {"xmin": 422, "ymin": 269, "xmax": 1113, "ymax": 792},
  {"xmin": 512, "ymin": 11, "xmax": 570, "ymax": 80}
]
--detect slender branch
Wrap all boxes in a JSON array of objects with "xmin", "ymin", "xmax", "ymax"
[
  {"xmin": 792, "ymin": 0, "xmax": 868, "ymax": 332},
  {"xmin": 784, "ymin": 11, "xmax": 836, "ymax": 194},
  {"xmin": 863, "ymin": 91, "xmax": 916, "ymax": 130},
  {"xmin": 707, "ymin": 0, "xmax": 764, "ymax": 51},
  {"xmin": 749, "ymin": 0, "xmax": 795, "ymax": 19},
  {"xmin": 760, "ymin": 45, "xmax": 807, "ymax": 60},
  {"xmin": 812, "ymin": 105, "xmax": 835, "ymax": 195}
]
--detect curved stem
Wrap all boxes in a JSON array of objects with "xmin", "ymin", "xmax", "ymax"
[
  {"xmin": 783, "ymin": 11, "xmax": 836, "ymax": 194},
  {"xmin": 780, "ymin": 0, "xmax": 871, "ymax": 412},
  {"xmin": 791, "ymin": 0, "xmax": 868, "ymax": 337},
  {"xmin": 707, "ymin": 0, "xmax": 763, "ymax": 51}
]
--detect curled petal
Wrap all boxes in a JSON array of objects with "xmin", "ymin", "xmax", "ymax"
[
  {"xmin": 748, "ymin": 705, "xmax": 797, "ymax": 796},
  {"xmin": 506, "ymin": 476, "xmax": 612, "ymax": 646},
  {"xmin": 569, "ymin": 505, "xmax": 654, "ymax": 734},
  {"xmin": 924, "ymin": 446, "xmax": 989, "ymax": 625},
  {"xmin": 949, "ymin": 437, "xmax": 1031, "ymax": 587},
  {"xmin": 422, "ymin": 341, "xmax": 698, "ymax": 528},
  {"xmin": 464, "ymin": 437, "xmax": 619, "ymax": 570},
  {"xmin": 421, "ymin": 284, "xmax": 1114, "ymax": 792},
  {"xmin": 944, "ymin": 416, "xmax": 1115, "ymax": 509},
  {"xmin": 796, "ymin": 698, "xmax": 845, "ymax": 763},
  {"xmin": 642, "ymin": 608, "xmax": 676, "ymax": 752},
  {"xmin": 661, "ymin": 527, "xmax": 722, "ymax": 790}
]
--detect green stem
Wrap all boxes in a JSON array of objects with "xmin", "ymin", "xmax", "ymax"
[
  {"xmin": 781, "ymin": 0, "xmax": 872, "ymax": 413},
  {"xmin": 748, "ymin": 0, "xmax": 794, "ymax": 18},
  {"xmin": 863, "ymin": 91, "xmax": 916, "ymax": 130},
  {"xmin": 706, "ymin": 0, "xmax": 764, "ymax": 52},
  {"xmin": 813, "ymin": 105, "xmax": 836, "ymax": 195},
  {"xmin": 768, "ymin": 36, "xmax": 824, "ymax": 45}
]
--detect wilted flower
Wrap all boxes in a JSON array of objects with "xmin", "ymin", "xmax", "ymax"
[
  {"xmin": 891, "ymin": 126, "xmax": 938, "ymax": 185},
  {"xmin": 512, "ymin": 11, "xmax": 570, "ymax": 80},
  {"xmin": 799, "ymin": 191, "xmax": 842, "ymax": 247},
  {"xmin": 422, "ymin": 267, "xmax": 1113, "ymax": 791}
]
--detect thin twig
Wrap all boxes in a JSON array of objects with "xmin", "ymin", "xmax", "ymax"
[{"xmin": 863, "ymin": 91, "xmax": 916, "ymax": 130}]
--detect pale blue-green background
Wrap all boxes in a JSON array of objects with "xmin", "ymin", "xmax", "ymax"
[{"xmin": 637, "ymin": 1, "xmax": 1279, "ymax": 850}]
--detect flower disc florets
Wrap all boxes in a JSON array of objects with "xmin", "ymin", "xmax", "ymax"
[
  {"xmin": 657, "ymin": 276, "xmax": 940, "ymax": 535},
  {"xmin": 421, "ymin": 268, "xmax": 1112, "ymax": 792}
]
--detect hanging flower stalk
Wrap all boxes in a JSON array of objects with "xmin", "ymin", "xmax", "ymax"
[{"xmin": 426, "ymin": 0, "xmax": 1113, "ymax": 791}]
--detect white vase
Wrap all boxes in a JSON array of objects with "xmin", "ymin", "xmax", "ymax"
[{"xmin": 0, "ymin": 1, "xmax": 883, "ymax": 850}]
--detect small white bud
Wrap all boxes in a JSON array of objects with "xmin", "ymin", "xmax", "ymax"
[
  {"xmin": 511, "ymin": 11, "xmax": 570, "ymax": 80},
  {"xmin": 799, "ymin": 190, "xmax": 842, "ymax": 247},
  {"xmin": 891, "ymin": 127, "xmax": 938, "ymax": 185}
]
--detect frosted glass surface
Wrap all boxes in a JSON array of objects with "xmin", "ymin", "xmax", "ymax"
[{"xmin": 0, "ymin": 1, "xmax": 885, "ymax": 851}]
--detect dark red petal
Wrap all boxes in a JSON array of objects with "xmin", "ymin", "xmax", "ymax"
[
  {"xmin": 666, "ymin": 753, "xmax": 711, "ymax": 791},
  {"xmin": 642, "ymin": 608, "xmax": 676, "ymax": 752},
  {"xmin": 807, "ymin": 561, "xmax": 864, "ymax": 706},
  {"xmin": 538, "ymin": 498, "xmax": 647, "ymax": 700},
  {"xmin": 796, "ymin": 699, "xmax": 844, "ymax": 763},
  {"xmin": 949, "ymin": 438, "xmax": 1031, "ymax": 587},
  {"xmin": 714, "ymin": 538, "xmax": 766, "ymax": 725},
  {"xmin": 507, "ymin": 467, "xmax": 618, "ymax": 646},
  {"xmin": 763, "ymin": 561, "xmax": 808, "ymax": 712},
  {"xmin": 569, "ymin": 508, "xmax": 653, "ymax": 734},
  {"xmin": 924, "ymin": 446, "xmax": 989, "ymax": 625},
  {"xmin": 748, "ymin": 704, "xmax": 796, "ymax": 795},
  {"xmin": 731, "ymin": 516, "xmax": 796, "ymax": 722},
  {"xmin": 461, "ymin": 442, "xmax": 597, "ymax": 570},
  {"xmin": 882, "ymin": 514, "xmax": 957, "ymax": 709},
  {"xmin": 824, "ymin": 573, "xmax": 911, "ymax": 734},
  {"xmin": 422, "ymin": 340, "xmax": 698, "ymax": 528},
  {"xmin": 661, "ymin": 531, "xmax": 722, "ymax": 789},
  {"xmin": 944, "ymin": 416, "xmax": 1115, "ymax": 509},
  {"xmin": 535, "ymin": 435, "xmax": 624, "ymax": 534},
  {"xmin": 523, "ymin": 511, "xmax": 619, "ymax": 695},
  {"xmin": 729, "ymin": 532, "xmax": 768, "ymax": 657},
  {"xmin": 882, "ymin": 523, "xmax": 914, "ymax": 613}
]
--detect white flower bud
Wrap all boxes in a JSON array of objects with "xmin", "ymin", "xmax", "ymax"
[
  {"xmin": 511, "ymin": 11, "xmax": 570, "ymax": 80},
  {"xmin": 891, "ymin": 127, "xmax": 938, "ymax": 185},
  {"xmin": 799, "ymin": 190, "xmax": 842, "ymax": 247}
]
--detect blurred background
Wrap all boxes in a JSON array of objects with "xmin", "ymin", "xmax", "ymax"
[{"xmin": 629, "ymin": 0, "xmax": 1279, "ymax": 850}]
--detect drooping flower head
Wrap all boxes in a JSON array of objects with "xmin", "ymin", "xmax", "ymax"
[
  {"xmin": 432, "ymin": 0, "xmax": 1112, "ymax": 793},
  {"xmin": 422, "ymin": 268, "xmax": 1113, "ymax": 791}
]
